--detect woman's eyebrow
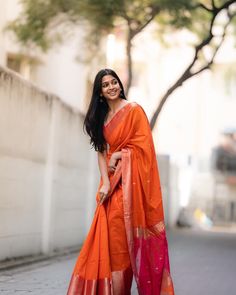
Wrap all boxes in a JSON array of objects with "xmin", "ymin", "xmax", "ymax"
[{"xmin": 102, "ymin": 78, "xmax": 117, "ymax": 84}]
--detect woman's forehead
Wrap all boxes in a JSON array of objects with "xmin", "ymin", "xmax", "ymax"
[{"xmin": 101, "ymin": 75, "xmax": 117, "ymax": 83}]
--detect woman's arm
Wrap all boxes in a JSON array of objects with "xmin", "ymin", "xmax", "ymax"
[
  {"xmin": 97, "ymin": 150, "xmax": 122, "ymax": 205},
  {"xmin": 112, "ymin": 151, "xmax": 121, "ymax": 160},
  {"xmin": 97, "ymin": 150, "xmax": 110, "ymax": 204},
  {"xmin": 97, "ymin": 150, "xmax": 110, "ymax": 185}
]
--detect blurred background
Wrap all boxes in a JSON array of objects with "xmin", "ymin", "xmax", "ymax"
[{"xmin": 0, "ymin": 0, "xmax": 236, "ymax": 294}]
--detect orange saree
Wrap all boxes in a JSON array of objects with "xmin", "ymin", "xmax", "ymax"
[{"xmin": 67, "ymin": 102, "xmax": 175, "ymax": 295}]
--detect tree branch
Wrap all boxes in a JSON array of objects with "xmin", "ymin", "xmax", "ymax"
[
  {"xmin": 125, "ymin": 5, "xmax": 161, "ymax": 94},
  {"xmin": 217, "ymin": 0, "xmax": 236, "ymax": 12},
  {"xmin": 150, "ymin": 6, "xmax": 235, "ymax": 129},
  {"xmin": 193, "ymin": 1, "xmax": 236, "ymax": 14},
  {"xmin": 211, "ymin": 0, "xmax": 216, "ymax": 10},
  {"xmin": 196, "ymin": 3, "xmax": 213, "ymax": 12},
  {"xmin": 192, "ymin": 12, "xmax": 235, "ymax": 77},
  {"xmin": 131, "ymin": 15, "xmax": 155, "ymax": 38},
  {"xmin": 131, "ymin": 7, "xmax": 160, "ymax": 38}
]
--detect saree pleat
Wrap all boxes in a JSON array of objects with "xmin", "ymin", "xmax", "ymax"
[{"xmin": 67, "ymin": 102, "xmax": 175, "ymax": 295}]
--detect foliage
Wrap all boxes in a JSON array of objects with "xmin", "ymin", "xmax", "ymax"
[
  {"xmin": 7, "ymin": 0, "xmax": 236, "ymax": 125},
  {"xmin": 8, "ymin": 0, "xmax": 205, "ymax": 49}
]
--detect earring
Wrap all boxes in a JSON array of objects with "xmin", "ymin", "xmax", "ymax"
[{"xmin": 99, "ymin": 93, "xmax": 103, "ymax": 102}]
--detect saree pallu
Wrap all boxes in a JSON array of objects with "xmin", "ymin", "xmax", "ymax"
[{"xmin": 67, "ymin": 102, "xmax": 175, "ymax": 295}]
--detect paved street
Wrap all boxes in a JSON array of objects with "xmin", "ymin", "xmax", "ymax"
[
  {"xmin": 0, "ymin": 228, "xmax": 236, "ymax": 294},
  {"xmin": 168, "ymin": 228, "xmax": 236, "ymax": 295}
]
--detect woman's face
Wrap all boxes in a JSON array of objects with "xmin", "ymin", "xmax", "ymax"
[{"xmin": 101, "ymin": 75, "xmax": 121, "ymax": 101}]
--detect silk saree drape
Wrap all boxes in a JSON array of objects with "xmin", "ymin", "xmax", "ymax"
[{"xmin": 67, "ymin": 102, "xmax": 175, "ymax": 295}]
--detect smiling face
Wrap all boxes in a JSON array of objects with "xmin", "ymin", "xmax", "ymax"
[{"xmin": 101, "ymin": 75, "xmax": 121, "ymax": 102}]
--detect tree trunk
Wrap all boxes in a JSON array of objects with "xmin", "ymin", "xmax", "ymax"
[
  {"xmin": 150, "ymin": 72, "xmax": 191, "ymax": 129},
  {"xmin": 126, "ymin": 28, "xmax": 133, "ymax": 96},
  {"xmin": 150, "ymin": 2, "xmax": 235, "ymax": 130}
]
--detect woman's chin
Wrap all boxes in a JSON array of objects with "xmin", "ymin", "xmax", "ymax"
[{"xmin": 107, "ymin": 95, "xmax": 122, "ymax": 101}]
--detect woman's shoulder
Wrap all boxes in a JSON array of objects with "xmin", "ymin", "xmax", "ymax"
[
  {"xmin": 128, "ymin": 101, "xmax": 147, "ymax": 115},
  {"xmin": 128, "ymin": 101, "xmax": 143, "ymax": 110},
  {"xmin": 126, "ymin": 102, "xmax": 150, "ymax": 129},
  {"xmin": 125, "ymin": 102, "xmax": 148, "ymax": 125}
]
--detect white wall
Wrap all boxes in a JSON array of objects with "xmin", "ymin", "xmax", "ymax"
[
  {"xmin": 0, "ymin": 0, "xmax": 91, "ymax": 112},
  {"xmin": 0, "ymin": 66, "xmax": 99, "ymax": 261},
  {"xmin": 0, "ymin": 0, "xmax": 6, "ymax": 63},
  {"xmin": 33, "ymin": 28, "xmax": 90, "ymax": 112}
]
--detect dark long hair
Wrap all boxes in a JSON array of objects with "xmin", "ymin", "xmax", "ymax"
[{"xmin": 83, "ymin": 69, "xmax": 127, "ymax": 152}]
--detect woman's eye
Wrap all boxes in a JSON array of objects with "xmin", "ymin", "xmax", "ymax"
[{"xmin": 112, "ymin": 80, "xmax": 118, "ymax": 85}]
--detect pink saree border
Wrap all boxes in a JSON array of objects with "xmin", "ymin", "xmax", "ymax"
[
  {"xmin": 111, "ymin": 265, "xmax": 133, "ymax": 295},
  {"xmin": 67, "ymin": 274, "xmax": 111, "ymax": 295},
  {"xmin": 67, "ymin": 266, "xmax": 133, "ymax": 295},
  {"xmin": 121, "ymin": 148, "xmax": 175, "ymax": 295},
  {"xmin": 121, "ymin": 148, "xmax": 138, "ymax": 282}
]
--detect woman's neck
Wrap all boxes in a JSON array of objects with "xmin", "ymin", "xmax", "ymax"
[{"xmin": 107, "ymin": 98, "xmax": 127, "ymax": 114}]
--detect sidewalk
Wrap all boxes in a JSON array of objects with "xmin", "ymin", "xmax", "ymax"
[
  {"xmin": 0, "ymin": 252, "xmax": 77, "ymax": 295},
  {"xmin": 0, "ymin": 246, "xmax": 80, "ymax": 272},
  {"xmin": 168, "ymin": 227, "xmax": 236, "ymax": 295},
  {"xmin": 0, "ymin": 227, "xmax": 236, "ymax": 294}
]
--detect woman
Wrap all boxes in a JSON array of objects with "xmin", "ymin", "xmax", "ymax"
[{"xmin": 67, "ymin": 69, "xmax": 175, "ymax": 295}]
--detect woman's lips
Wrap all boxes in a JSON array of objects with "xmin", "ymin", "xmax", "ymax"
[{"xmin": 109, "ymin": 91, "xmax": 117, "ymax": 95}]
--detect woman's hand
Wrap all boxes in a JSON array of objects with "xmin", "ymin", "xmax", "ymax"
[
  {"xmin": 98, "ymin": 181, "xmax": 110, "ymax": 205},
  {"xmin": 108, "ymin": 151, "xmax": 121, "ymax": 173}
]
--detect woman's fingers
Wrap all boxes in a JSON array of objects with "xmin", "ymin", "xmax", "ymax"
[
  {"xmin": 108, "ymin": 165, "xmax": 116, "ymax": 173},
  {"xmin": 99, "ymin": 192, "xmax": 108, "ymax": 205},
  {"xmin": 108, "ymin": 159, "xmax": 117, "ymax": 170}
]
